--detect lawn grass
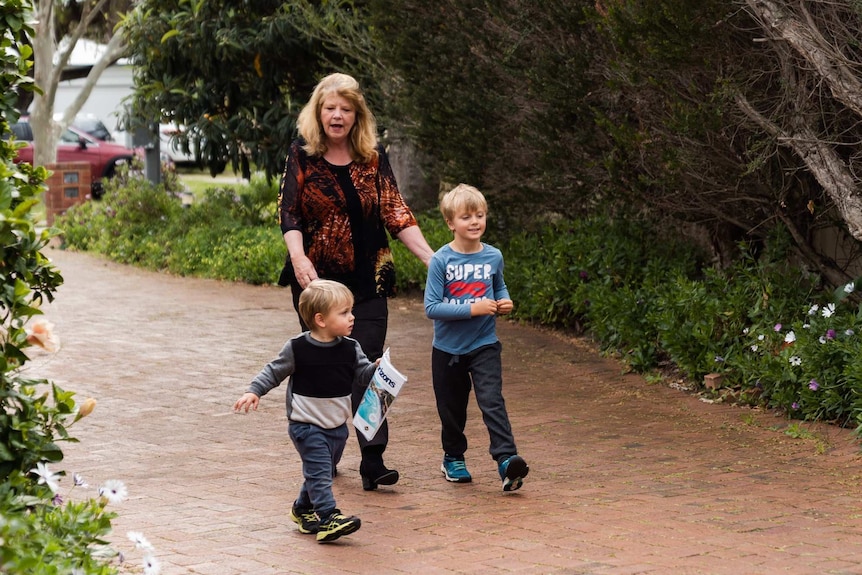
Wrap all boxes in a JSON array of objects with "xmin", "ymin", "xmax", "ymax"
[{"xmin": 176, "ymin": 166, "xmax": 247, "ymax": 200}]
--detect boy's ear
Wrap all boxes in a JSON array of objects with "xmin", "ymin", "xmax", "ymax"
[{"xmin": 312, "ymin": 312, "xmax": 327, "ymax": 329}]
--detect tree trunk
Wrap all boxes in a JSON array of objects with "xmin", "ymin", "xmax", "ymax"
[
  {"xmin": 30, "ymin": 0, "xmax": 126, "ymax": 167},
  {"xmin": 31, "ymin": 0, "xmax": 57, "ymax": 167}
]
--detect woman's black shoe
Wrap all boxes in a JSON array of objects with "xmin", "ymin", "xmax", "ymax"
[{"xmin": 359, "ymin": 460, "xmax": 399, "ymax": 491}]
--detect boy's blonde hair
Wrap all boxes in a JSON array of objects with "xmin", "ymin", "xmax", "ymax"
[
  {"xmin": 298, "ymin": 279, "xmax": 354, "ymax": 329},
  {"xmin": 439, "ymin": 183, "xmax": 488, "ymax": 222},
  {"xmin": 297, "ymin": 72, "xmax": 379, "ymax": 164}
]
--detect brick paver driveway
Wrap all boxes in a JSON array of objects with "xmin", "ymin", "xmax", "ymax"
[{"xmin": 36, "ymin": 247, "xmax": 862, "ymax": 574}]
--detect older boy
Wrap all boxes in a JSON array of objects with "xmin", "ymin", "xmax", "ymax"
[{"xmin": 424, "ymin": 184, "xmax": 529, "ymax": 492}]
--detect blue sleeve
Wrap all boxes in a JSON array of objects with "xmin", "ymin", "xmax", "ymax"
[
  {"xmin": 424, "ymin": 252, "xmax": 472, "ymax": 321},
  {"xmin": 494, "ymin": 252, "xmax": 510, "ymax": 301}
]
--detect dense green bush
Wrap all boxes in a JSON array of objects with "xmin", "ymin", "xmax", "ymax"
[
  {"xmin": 390, "ymin": 210, "xmax": 451, "ymax": 293},
  {"xmin": 58, "ymin": 172, "xmax": 862, "ymax": 434},
  {"xmin": 59, "ymin": 172, "xmax": 285, "ymax": 285}
]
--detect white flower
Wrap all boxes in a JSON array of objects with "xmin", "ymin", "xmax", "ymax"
[
  {"xmin": 127, "ymin": 531, "xmax": 154, "ymax": 551},
  {"xmin": 30, "ymin": 462, "xmax": 60, "ymax": 493},
  {"xmin": 808, "ymin": 304, "xmax": 820, "ymax": 316},
  {"xmin": 822, "ymin": 303, "xmax": 836, "ymax": 318},
  {"xmin": 784, "ymin": 331, "xmax": 796, "ymax": 343},
  {"xmin": 99, "ymin": 479, "xmax": 128, "ymax": 504},
  {"xmin": 847, "ymin": 329, "xmax": 855, "ymax": 336},
  {"xmin": 73, "ymin": 472, "xmax": 88, "ymax": 488},
  {"xmin": 819, "ymin": 336, "xmax": 827, "ymax": 344},
  {"xmin": 750, "ymin": 344, "xmax": 759, "ymax": 352},
  {"xmin": 844, "ymin": 282, "xmax": 856, "ymax": 294},
  {"xmin": 143, "ymin": 554, "xmax": 161, "ymax": 575},
  {"xmin": 758, "ymin": 334, "xmax": 765, "ymax": 341},
  {"xmin": 803, "ymin": 323, "xmax": 811, "ymax": 329},
  {"xmin": 789, "ymin": 356, "xmax": 802, "ymax": 366},
  {"xmin": 743, "ymin": 327, "xmax": 749, "ymax": 335}
]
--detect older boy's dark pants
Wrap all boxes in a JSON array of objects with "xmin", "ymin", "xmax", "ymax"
[
  {"xmin": 431, "ymin": 341, "xmax": 517, "ymax": 461},
  {"xmin": 291, "ymin": 289, "xmax": 390, "ymax": 451}
]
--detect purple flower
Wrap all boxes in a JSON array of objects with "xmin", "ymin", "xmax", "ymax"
[
  {"xmin": 809, "ymin": 379, "xmax": 819, "ymax": 391},
  {"xmin": 792, "ymin": 402, "xmax": 800, "ymax": 410},
  {"xmin": 774, "ymin": 323, "xmax": 782, "ymax": 332},
  {"xmin": 826, "ymin": 329, "xmax": 836, "ymax": 340},
  {"xmin": 579, "ymin": 271, "xmax": 589, "ymax": 280}
]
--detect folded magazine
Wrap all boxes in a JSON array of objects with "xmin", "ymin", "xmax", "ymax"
[{"xmin": 353, "ymin": 348, "xmax": 407, "ymax": 441}]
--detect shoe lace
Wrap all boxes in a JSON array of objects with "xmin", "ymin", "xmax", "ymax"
[
  {"xmin": 322, "ymin": 510, "xmax": 346, "ymax": 525},
  {"xmin": 448, "ymin": 459, "xmax": 468, "ymax": 473}
]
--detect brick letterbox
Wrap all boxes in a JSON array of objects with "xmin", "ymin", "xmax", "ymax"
[{"xmin": 45, "ymin": 162, "xmax": 91, "ymax": 225}]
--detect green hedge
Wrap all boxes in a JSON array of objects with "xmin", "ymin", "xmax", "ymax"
[{"xmin": 58, "ymin": 173, "xmax": 862, "ymax": 435}]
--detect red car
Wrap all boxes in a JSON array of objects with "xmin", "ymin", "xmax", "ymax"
[{"xmin": 10, "ymin": 117, "xmax": 143, "ymax": 198}]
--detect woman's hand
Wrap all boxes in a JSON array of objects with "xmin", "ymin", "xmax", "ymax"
[
  {"xmin": 284, "ymin": 230, "xmax": 318, "ymax": 289},
  {"xmin": 291, "ymin": 254, "xmax": 319, "ymax": 289}
]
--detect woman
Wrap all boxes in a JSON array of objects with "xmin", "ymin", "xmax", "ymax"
[{"xmin": 278, "ymin": 73, "xmax": 434, "ymax": 491}]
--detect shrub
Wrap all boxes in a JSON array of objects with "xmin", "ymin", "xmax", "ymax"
[
  {"xmin": 59, "ymin": 172, "xmax": 283, "ymax": 285},
  {"xmin": 58, "ymin": 167, "xmax": 862, "ymax": 437},
  {"xmin": 390, "ymin": 210, "xmax": 451, "ymax": 293}
]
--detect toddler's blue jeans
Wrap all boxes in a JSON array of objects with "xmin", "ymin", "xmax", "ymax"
[{"xmin": 289, "ymin": 421, "xmax": 348, "ymax": 518}]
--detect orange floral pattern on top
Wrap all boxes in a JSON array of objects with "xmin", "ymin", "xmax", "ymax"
[{"xmin": 278, "ymin": 139, "xmax": 418, "ymax": 300}]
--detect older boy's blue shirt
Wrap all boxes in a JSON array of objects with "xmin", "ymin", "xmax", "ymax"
[{"xmin": 424, "ymin": 242, "xmax": 510, "ymax": 355}]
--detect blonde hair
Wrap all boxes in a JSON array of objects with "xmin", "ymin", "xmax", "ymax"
[
  {"xmin": 298, "ymin": 279, "xmax": 354, "ymax": 329},
  {"xmin": 296, "ymin": 73, "xmax": 379, "ymax": 163},
  {"xmin": 439, "ymin": 183, "xmax": 488, "ymax": 222}
]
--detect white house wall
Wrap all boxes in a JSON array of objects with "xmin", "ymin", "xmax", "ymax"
[{"xmin": 50, "ymin": 64, "xmax": 135, "ymax": 141}]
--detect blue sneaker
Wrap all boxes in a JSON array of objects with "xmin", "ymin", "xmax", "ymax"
[
  {"xmin": 441, "ymin": 455, "xmax": 472, "ymax": 483},
  {"xmin": 498, "ymin": 455, "xmax": 529, "ymax": 492}
]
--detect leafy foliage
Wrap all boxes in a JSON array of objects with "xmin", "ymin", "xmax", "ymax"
[
  {"xmin": 0, "ymin": 2, "xmax": 124, "ymax": 572},
  {"xmin": 0, "ymin": 473, "xmax": 117, "ymax": 574},
  {"xmin": 122, "ymin": 0, "xmax": 343, "ymax": 179},
  {"xmin": 366, "ymin": 0, "xmax": 601, "ymax": 222},
  {"xmin": 0, "ymin": 0, "xmax": 39, "ymax": 120},
  {"xmin": 58, "ymin": 171, "xmax": 285, "ymax": 284}
]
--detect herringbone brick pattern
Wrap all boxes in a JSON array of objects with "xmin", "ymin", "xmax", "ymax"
[{"xmin": 36, "ymin": 248, "xmax": 862, "ymax": 575}]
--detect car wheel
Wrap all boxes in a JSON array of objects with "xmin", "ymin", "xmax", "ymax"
[
  {"xmin": 91, "ymin": 182, "xmax": 105, "ymax": 200},
  {"xmin": 104, "ymin": 157, "xmax": 139, "ymax": 180}
]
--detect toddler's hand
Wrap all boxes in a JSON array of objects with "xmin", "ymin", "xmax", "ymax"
[{"xmin": 234, "ymin": 392, "xmax": 260, "ymax": 413}]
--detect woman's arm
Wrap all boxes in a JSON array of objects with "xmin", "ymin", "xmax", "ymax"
[
  {"xmin": 285, "ymin": 230, "xmax": 318, "ymax": 289},
  {"xmin": 396, "ymin": 225, "xmax": 434, "ymax": 268}
]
